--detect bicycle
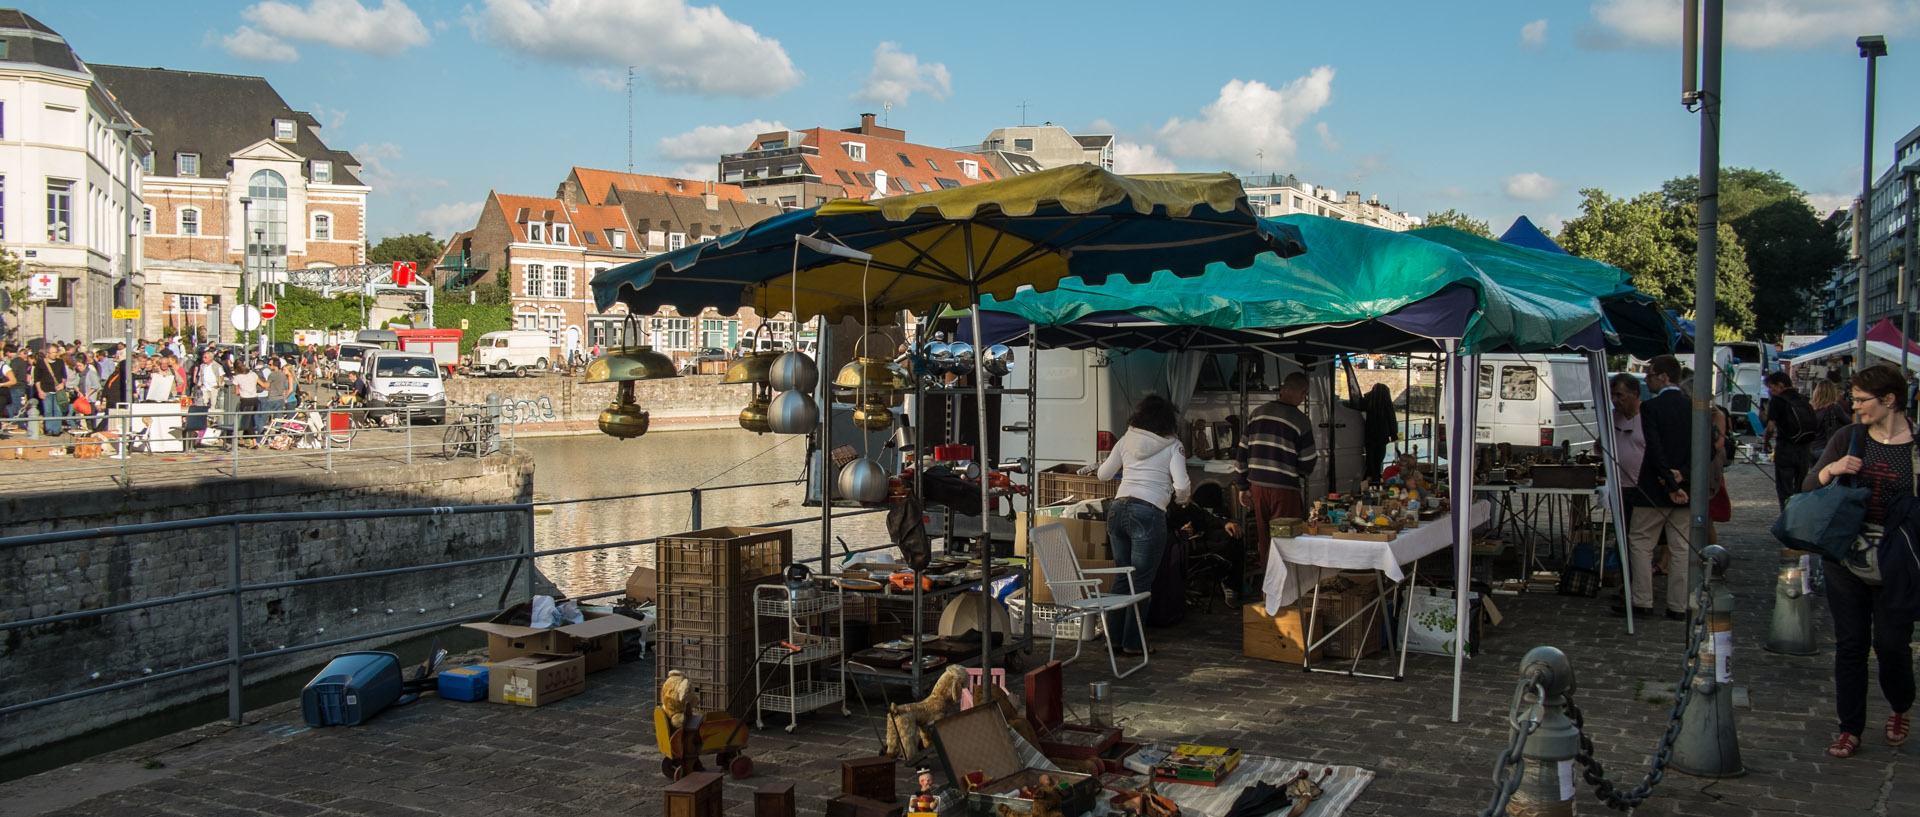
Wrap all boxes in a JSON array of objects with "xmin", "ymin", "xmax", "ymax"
[{"xmin": 442, "ymin": 408, "xmax": 498, "ymax": 459}]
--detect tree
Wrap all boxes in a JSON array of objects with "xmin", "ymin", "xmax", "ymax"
[
  {"xmin": 1660, "ymin": 168, "xmax": 1845, "ymax": 340},
  {"xmin": 1422, "ymin": 209, "xmax": 1492, "ymax": 238},
  {"xmin": 1557, "ymin": 188, "xmax": 1755, "ymax": 334},
  {"xmin": 367, "ymin": 233, "xmax": 444, "ymax": 270},
  {"xmin": 0, "ymin": 249, "xmax": 23, "ymax": 343}
]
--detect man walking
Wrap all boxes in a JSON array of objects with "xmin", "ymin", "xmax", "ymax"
[
  {"xmin": 1616, "ymin": 355, "xmax": 1693, "ymax": 621},
  {"xmin": 1235, "ymin": 371, "xmax": 1319, "ymax": 575},
  {"xmin": 1764, "ymin": 371, "xmax": 1817, "ymax": 509}
]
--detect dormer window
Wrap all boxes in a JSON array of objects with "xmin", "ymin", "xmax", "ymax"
[
  {"xmin": 553, "ymin": 224, "xmax": 569, "ymax": 244},
  {"xmin": 528, "ymin": 223, "xmax": 544, "ymax": 243},
  {"xmin": 844, "ymin": 142, "xmax": 866, "ymax": 162},
  {"xmin": 610, "ymin": 230, "xmax": 626, "ymax": 250},
  {"xmin": 274, "ymin": 119, "xmax": 296, "ymax": 142},
  {"xmin": 177, "ymin": 153, "xmax": 199, "ymax": 177},
  {"xmin": 959, "ymin": 160, "xmax": 980, "ymax": 180},
  {"xmin": 311, "ymin": 160, "xmax": 332, "ymax": 183}
]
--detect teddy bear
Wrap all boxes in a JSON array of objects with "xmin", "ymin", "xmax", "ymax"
[{"xmin": 659, "ymin": 669, "xmax": 695, "ymax": 730}]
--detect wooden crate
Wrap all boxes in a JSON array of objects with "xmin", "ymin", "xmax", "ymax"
[
  {"xmin": 657, "ymin": 526, "xmax": 792, "ymax": 588},
  {"xmin": 1036, "ymin": 464, "xmax": 1119, "ymax": 507},
  {"xmin": 664, "ymin": 771, "xmax": 724, "ymax": 817},
  {"xmin": 1315, "ymin": 576, "xmax": 1384, "ymax": 659}
]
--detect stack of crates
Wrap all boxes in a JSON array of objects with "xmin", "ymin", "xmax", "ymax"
[{"xmin": 654, "ymin": 526, "xmax": 792, "ymax": 711}]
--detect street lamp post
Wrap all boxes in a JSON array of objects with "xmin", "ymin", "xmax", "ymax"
[
  {"xmin": 106, "ymin": 120, "xmax": 150, "ymax": 485},
  {"xmin": 254, "ymin": 228, "xmax": 267, "ymax": 357},
  {"xmin": 1858, "ymin": 35, "xmax": 1888, "ymax": 366},
  {"xmin": 238, "ymin": 196, "xmax": 252, "ymax": 347}
]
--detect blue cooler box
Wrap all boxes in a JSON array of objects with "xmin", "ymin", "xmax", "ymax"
[
  {"xmin": 301, "ymin": 651, "xmax": 405, "ymax": 727},
  {"xmin": 436, "ymin": 665, "xmax": 489, "ymax": 702}
]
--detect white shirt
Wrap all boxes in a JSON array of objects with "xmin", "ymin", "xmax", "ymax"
[{"xmin": 1096, "ymin": 428, "xmax": 1191, "ymax": 510}]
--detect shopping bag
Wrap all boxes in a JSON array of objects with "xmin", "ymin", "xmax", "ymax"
[
  {"xmin": 1772, "ymin": 426, "xmax": 1867, "ymax": 562},
  {"xmin": 1404, "ymin": 586, "xmax": 1480, "ymax": 657},
  {"xmin": 70, "ymin": 393, "xmax": 93, "ymax": 416}
]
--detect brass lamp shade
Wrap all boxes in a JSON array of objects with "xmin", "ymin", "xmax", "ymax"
[
  {"xmin": 722, "ymin": 351, "xmax": 780, "ymax": 384},
  {"xmin": 851, "ymin": 395, "xmax": 894, "ymax": 431},
  {"xmin": 583, "ymin": 345, "xmax": 678, "ymax": 383},
  {"xmin": 598, "ymin": 381, "xmax": 652, "ymax": 439},
  {"xmin": 738, "ymin": 392, "xmax": 772, "ymax": 434},
  {"xmin": 834, "ymin": 357, "xmax": 913, "ymax": 393}
]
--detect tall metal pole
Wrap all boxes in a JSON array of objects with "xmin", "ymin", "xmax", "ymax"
[
  {"xmin": 1688, "ymin": 0, "xmax": 1723, "ymax": 562},
  {"xmin": 1857, "ymin": 36, "xmax": 1887, "ymax": 366},
  {"xmin": 1909, "ymin": 171, "xmax": 1919, "ymax": 377}
]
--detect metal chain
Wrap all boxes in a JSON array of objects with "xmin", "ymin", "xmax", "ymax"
[
  {"xmin": 1569, "ymin": 581, "xmax": 1715, "ymax": 811},
  {"xmin": 1480, "ymin": 676, "xmax": 1547, "ymax": 817}
]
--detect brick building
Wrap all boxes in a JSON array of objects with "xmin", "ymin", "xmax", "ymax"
[
  {"xmin": 718, "ymin": 114, "xmax": 1002, "ymax": 209},
  {"xmin": 91, "ymin": 65, "xmax": 368, "ymax": 341}
]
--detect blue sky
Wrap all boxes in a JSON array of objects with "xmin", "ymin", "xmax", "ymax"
[{"xmin": 33, "ymin": 0, "xmax": 1920, "ymax": 242}]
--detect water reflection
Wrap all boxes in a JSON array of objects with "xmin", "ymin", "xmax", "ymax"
[{"xmin": 525, "ymin": 430, "xmax": 887, "ymax": 597}]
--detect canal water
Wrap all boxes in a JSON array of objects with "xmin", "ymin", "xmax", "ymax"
[{"xmin": 523, "ymin": 428, "xmax": 890, "ymax": 598}]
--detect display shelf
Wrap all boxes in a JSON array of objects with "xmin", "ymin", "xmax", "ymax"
[
  {"xmin": 764, "ymin": 636, "xmax": 843, "ymax": 666},
  {"xmin": 759, "ymin": 681, "xmax": 841, "ymax": 714},
  {"xmin": 753, "ymin": 592, "xmax": 844, "ymax": 618},
  {"xmin": 753, "ymin": 584, "xmax": 849, "ymax": 732}
]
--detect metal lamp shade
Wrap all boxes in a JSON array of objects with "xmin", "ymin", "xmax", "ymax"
[
  {"xmin": 836, "ymin": 457, "xmax": 889, "ymax": 504},
  {"xmin": 767, "ymin": 389, "xmax": 819, "ymax": 435},
  {"xmin": 769, "ymin": 350, "xmax": 818, "ymax": 393},
  {"xmin": 833, "ymin": 357, "xmax": 914, "ymax": 393},
  {"xmin": 982, "ymin": 344, "xmax": 1014, "ymax": 377},
  {"xmin": 582, "ymin": 345, "xmax": 678, "ymax": 384},
  {"xmin": 851, "ymin": 396, "xmax": 894, "ymax": 431},
  {"xmin": 924, "ymin": 341, "xmax": 952, "ymax": 373},
  {"xmin": 721, "ymin": 351, "xmax": 780, "ymax": 384},
  {"xmin": 597, "ymin": 381, "xmax": 651, "ymax": 439},
  {"xmin": 945, "ymin": 342, "xmax": 974, "ymax": 375},
  {"xmin": 738, "ymin": 391, "xmax": 772, "ymax": 434}
]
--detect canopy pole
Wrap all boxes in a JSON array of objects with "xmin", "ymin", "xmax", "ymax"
[
  {"xmin": 819, "ymin": 315, "xmax": 834, "ymax": 576},
  {"xmin": 966, "ymin": 230, "xmax": 996, "ymax": 677},
  {"xmin": 1447, "ymin": 340, "xmax": 1473, "ymax": 723},
  {"xmin": 1588, "ymin": 350, "xmax": 1636, "ymax": 635}
]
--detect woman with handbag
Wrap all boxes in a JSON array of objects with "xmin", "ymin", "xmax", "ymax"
[{"xmin": 1806, "ymin": 364, "xmax": 1916, "ymax": 757}]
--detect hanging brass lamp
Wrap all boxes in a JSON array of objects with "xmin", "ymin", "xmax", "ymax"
[
  {"xmin": 723, "ymin": 350, "xmax": 780, "ymax": 434},
  {"xmin": 833, "ymin": 357, "xmax": 914, "ymax": 392},
  {"xmin": 583, "ymin": 320, "xmax": 678, "ymax": 439}
]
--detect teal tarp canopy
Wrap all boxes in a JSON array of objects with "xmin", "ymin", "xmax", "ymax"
[{"xmin": 979, "ymin": 214, "xmax": 1637, "ymax": 355}]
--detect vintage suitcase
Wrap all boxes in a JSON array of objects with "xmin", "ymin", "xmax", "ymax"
[
  {"xmin": 825, "ymin": 795, "xmax": 903, "ymax": 817},
  {"xmin": 927, "ymin": 704, "xmax": 1099, "ymax": 816},
  {"xmin": 841, "ymin": 756, "xmax": 896, "ymax": 802},
  {"xmin": 1023, "ymin": 661, "xmax": 1121, "ymax": 760},
  {"xmin": 663, "ymin": 771, "xmax": 724, "ymax": 817}
]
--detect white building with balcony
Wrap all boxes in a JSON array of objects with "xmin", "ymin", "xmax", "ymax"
[{"xmin": 1239, "ymin": 173, "xmax": 1419, "ymax": 232}]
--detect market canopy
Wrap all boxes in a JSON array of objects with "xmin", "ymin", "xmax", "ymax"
[
  {"xmin": 589, "ymin": 164, "xmax": 1307, "ymax": 324},
  {"xmin": 1778, "ymin": 319, "xmax": 1861, "ymax": 360},
  {"xmin": 978, "ymin": 214, "xmax": 1646, "ymax": 356},
  {"xmin": 1782, "ymin": 318, "xmax": 1920, "ymax": 370}
]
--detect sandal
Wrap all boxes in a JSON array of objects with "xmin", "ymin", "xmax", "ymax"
[
  {"xmin": 1889, "ymin": 712, "xmax": 1911, "ymax": 746},
  {"xmin": 1829, "ymin": 732, "xmax": 1861, "ymax": 758}
]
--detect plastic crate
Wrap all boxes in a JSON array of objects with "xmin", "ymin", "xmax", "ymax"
[
  {"xmin": 1036, "ymin": 465, "xmax": 1119, "ymax": 508},
  {"xmin": 657, "ymin": 584, "xmax": 758, "ymax": 636},
  {"xmin": 1008, "ymin": 596, "xmax": 1102, "ymax": 641},
  {"xmin": 656, "ymin": 632, "xmax": 758, "ymax": 711},
  {"xmin": 657, "ymin": 526, "xmax": 793, "ymax": 588}
]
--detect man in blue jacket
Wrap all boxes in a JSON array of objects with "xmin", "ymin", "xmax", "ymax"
[{"xmin": 1616, "ymin": 355, "xmax": 1694, "ymax": 621}]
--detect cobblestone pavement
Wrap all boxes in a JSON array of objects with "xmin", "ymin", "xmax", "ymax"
[{"xmin": 4, "ymin": 463, "xmax": 1915, "ymax": 816}]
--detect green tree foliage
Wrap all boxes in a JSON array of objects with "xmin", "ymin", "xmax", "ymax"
[
  {"xmin": 434, "ymin": 300, "xmax": 511, "ymax": 354},
  {"xmin": 366, "ymin": 233, "xmax": 445, "ymax": 270},
  {"xmin": 1557, "ymin": 188, "xmax": 1755, "ymax": 334},
  {"xmin": 0, "ymin": 249, "xmax": 23, "ymax": 340},
  {"xmin": 270, "ymin": 285, "xmax": 367, "ymax": 343},
  {"xmin": 1421, "ymin": 209, "xmax": 1493, "ymax": 238},
  {"xmin": 1659, "ymin": 168, "xmax": 1845, "ymax": 340}
]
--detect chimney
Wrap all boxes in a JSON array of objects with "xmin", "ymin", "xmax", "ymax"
[
  {"xmin": 704, "ymin": 181, "xmax": 718, "ymax": 210},
  {"xmin": 860, "ymin": 112, "xmax": 877, "ymax": 133}
]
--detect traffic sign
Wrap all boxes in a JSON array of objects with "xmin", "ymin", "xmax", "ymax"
[
  {"xmin": 26, "ymin": 272, "xmax": 57, "ymax": 300},
  {"xmin": 260, "ymin": 302, "xmax": 278, "ymax": 320},
  {"xmin": 460, "ymin": 318, "xmax": 470, "ymax": 330},
  {"xmin": 231, "ymin": 304, "xmax": 262, "ymax": 332},
  {"xmin": 392, "ymin": 261, "xmax": 416, "ymax": 287},
  {"xmin": 112, "ymin": 308, "xmax": 141, "ymax": 320}
]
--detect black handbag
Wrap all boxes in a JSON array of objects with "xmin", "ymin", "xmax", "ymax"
[{"xmin": 1772, "ymin": 425, "xmax": 1868, "ymax": 562}]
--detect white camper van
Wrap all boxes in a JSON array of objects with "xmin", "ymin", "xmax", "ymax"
[
  {"xmin": 1472, "ymin": 353, "xmax": 1598, "ymax": 454},
  {"xmin": 471, "ymin": 330, "xmax": 553, "ymax": 377},
  {"xmin": 999, "ymin": 348, "xmax": 1368, "ymax": 505}
]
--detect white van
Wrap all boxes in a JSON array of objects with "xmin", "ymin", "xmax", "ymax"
[
  {"xmin": 1473, "ymin": 353, "xmax": 1598, "ymax": 455},
  {"xmin": 471, "ymin": 330, "xmax": 553, "ymax": 377},
  {"xmin": 333, "ymin": 342, "xmax": 379, "ymax": 384},
  {"xmin": 364, "ymin": 350, "xmax": 448, "ymax": 424}
]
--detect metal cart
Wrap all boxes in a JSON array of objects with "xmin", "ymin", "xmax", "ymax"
[{"xmin": 752, "ymin": 583, "xmax": 849, "ymax": 732}]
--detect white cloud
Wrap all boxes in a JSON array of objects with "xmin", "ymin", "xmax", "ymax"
[
  {"xmin": 672, "ymin": 163, "xmax": 719, "ymax": 181},
  {"xmin": 419, "ymin": 200, "xmax": 484, "ymax": 237},
  {"xmin": 1502, "ymin": 172, "xmax": 1563, "ymax": 201},
  {"xmin": 659, "ymin": 120, "xmax": 787, "ymax": 162},
  {"xmin": 1439, "ymin": 185, "xmax": 1471, "ymax": 199},
  {"xmin": 578, "ymin": 69, "xmax": 628, "ymax": 93},
  {"xmin": 1589, "ymin": 0, "xmax": 1916, "ymax": 49},
  {"xmin": 854, "ymin": 42, "xmax": 951, "ymax": 105},
  {"xmin": 468, "ymin": 0, "xmax": 800, "ymax": 97},
  {"xmin": 1156, "ymin": 68, "xmax": 1336, "ymax": 168},
  {"xmin": 1806, "ymin": 192, "xmax": 1855, "ymax": 217},
  {"xmin": 219, "ymin": 26, "xmax": 299, "ymax": 62},
  {"xmin": 311, "ymin": 103, "xmax": 348, "ymax": 131},
  {"xmin": 1521, "ymin": 18, "xmax": 1549, "ymax": 47},
  {"xmin": 240, "ymin": 0, "xmax": 429, "ymax": 55},
  {"xmin": 1315, "ymin": 121, "xmax": 1341, "ymax": 150},
  {"xmin": 1111, "ymin": 140, "xmax": 1178, "ymax": 174}
]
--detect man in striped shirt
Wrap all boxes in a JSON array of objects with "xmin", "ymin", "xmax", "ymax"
[{"xmin": 1236, "ymin": 372, "xmax": 1319, "ymax": 572}]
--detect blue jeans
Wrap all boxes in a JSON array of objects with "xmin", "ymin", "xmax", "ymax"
[
  {"xmin": 4, "ymin": 386, "xmax": 27, "ymax": 431},
  {"xmin": 39, "ymin": 393, "xmax": 67, "ymax": 436},
  {"xmin": 258, "ymin": 397, "xmax": 284, "ymax": 426},
  {"xmin": 1104, "ymin": 497, "xmax": 1167, "ymax": 652}
]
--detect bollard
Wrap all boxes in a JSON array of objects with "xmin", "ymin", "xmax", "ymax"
[
  {"xmin": 1506, "ymin": 647, "xmax": 1580, "ymax": 817},
  {"xmin": 1764, "ymin": 548, "xmax": 1818, "ymax": 655},
  {"xmin": 1671, "ymin": 544, "xmax": 1747, "ymax": 778}
]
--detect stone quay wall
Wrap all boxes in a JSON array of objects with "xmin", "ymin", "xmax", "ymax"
[
  {"xmin": 0, "ymin": 452, "xmax": 535, "ymax": 757},
  {"xmin": 447, "ymin": 373, "xmax": 744, "ymax": 426}
]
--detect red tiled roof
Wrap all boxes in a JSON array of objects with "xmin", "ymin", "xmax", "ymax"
[
  {"xmin": 567, "ymin": 204, "xmax": 634, "ymax": 252},
  {"xmin": 494, "ymin": 193, "xmax": 581, "ymax": 245},
  {"xmin": 793, "ymin": 128, "xmax": 997, "ymax": 199},
  {"xmin": 570, "ymin": 167, "xmax": 747, "ymax": 204}
]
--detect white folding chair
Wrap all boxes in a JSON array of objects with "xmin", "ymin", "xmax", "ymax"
[{"xmin": 1029, "ymin": 522, "xmax": 1150, "ymax": 678}]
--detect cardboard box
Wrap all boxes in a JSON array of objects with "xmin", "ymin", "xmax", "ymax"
[
  {"xmin": 1029, "ymin": 558, "xmax": 1117, "ymax": 605},
  {"xmin": 625, "ymin": 565, "xmax": 657, "ymax": 604},
  {"xmin": 1014, "ymin": 512, "xmax": 1109, "ymax": 560},
  {"xmin": 1241, "ymin": 602, "xmax": 1323, "ymax": 664},
  {"xmin": 14, "ymin": 444, "xmax": 50, "ymax": 461},
  {"xmin": 462, "ymin": 601, "xmax": 644, "ymax": 673},
  {"xmin": 488, "ymin": 653, "xmax": 584, "ymax": 707}
]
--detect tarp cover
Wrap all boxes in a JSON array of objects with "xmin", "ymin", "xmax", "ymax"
[
  {"xmin": 588, "ymin": 165, "xmax": 1306, "ymax": 324},
  {"xmin": 980, "ymin": 214, "xmax": 1636, "ymax": 355}
]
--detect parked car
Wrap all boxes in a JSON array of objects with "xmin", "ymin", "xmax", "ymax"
[
  {"xmin": 364, "ymin": 350, "xmax": 448, "ymax": 424},
  {"xmin": 470, "ymin": 330, "xmax": 552, "ymax": 377},
  {"xmin": 333, "ymin": 342, "xmax": 379, "ymax": 384}
]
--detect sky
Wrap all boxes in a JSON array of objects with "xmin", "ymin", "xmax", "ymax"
[{"xmin": 32, "ymin": 0, "xmax": 1920, "ymax": 242}]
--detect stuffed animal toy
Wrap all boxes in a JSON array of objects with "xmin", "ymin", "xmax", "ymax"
[
  {"xmin": 884, "ymin": 665, "xmax": 967, "ymax": 759},
  {"xmin": 659, "ymin": 669, "xmax": 695, "ymax": 730}
]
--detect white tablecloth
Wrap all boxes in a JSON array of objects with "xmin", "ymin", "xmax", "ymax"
[{"xmin": 1263, "ymin": 500, "xmax": 1491, "ymax": 613}]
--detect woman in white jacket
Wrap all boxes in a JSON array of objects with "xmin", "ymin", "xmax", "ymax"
[{"xmin": 1095, "ymin": 394, "xmax": 1190, "ymax": 656}]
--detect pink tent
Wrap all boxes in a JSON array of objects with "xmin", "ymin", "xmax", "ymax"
[{"xmin": 1865, "ymin": 319, "xmax": 1920, "ymax": 358}]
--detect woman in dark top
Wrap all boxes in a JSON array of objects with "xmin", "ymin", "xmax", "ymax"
[
  {"xmin": 1805, "ymin": 364, "xmax": 1916, "ymax": 758},
  {"xmin": 1811, "ymin": 380, "xmax": 1851, "ymax": 452}
]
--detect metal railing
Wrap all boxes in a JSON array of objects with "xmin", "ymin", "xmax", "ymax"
[
  {"xmin": 0, "ymin": 401, "xmax": 523, "ymax": 486},
  {"xmin": 0, "ymin": 481, "xmax": 883, "ymax": 731}
]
